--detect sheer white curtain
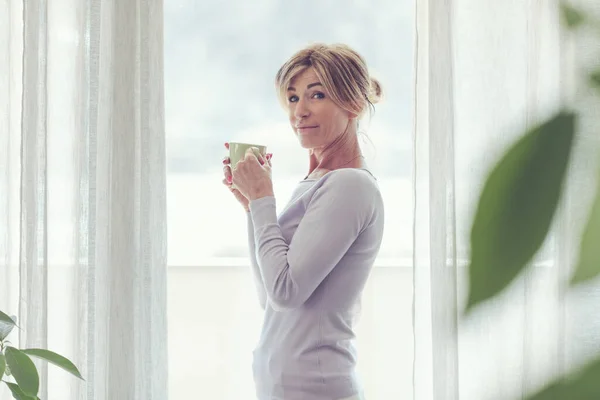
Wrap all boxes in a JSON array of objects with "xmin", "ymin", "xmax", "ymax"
[
  {"xmin": 0, "ymin": 1, "xmax": 168, "ymax": 399},
  {"xmin": 413, "ymin": 0, "xmax": 600, "ymax": 399}
]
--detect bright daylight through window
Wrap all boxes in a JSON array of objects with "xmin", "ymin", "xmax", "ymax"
[{"xmin": 165, "ymin": 1, "xmax": 415, "ymax": 398}]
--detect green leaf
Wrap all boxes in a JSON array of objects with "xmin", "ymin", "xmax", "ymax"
[
  {"xmin": 466, "ymin": 111, "xmax": 576, "ymax": 313},
  {"xmin": 22, "ymin": 348, "xmax": 84, "ymax": 380},
  {"xmin": 0, "ymin": 353, "xmax": 5, "ymax": 381},
  {"xmin": 3, "ymin": 382, "xmax": 37, "ymax": 400},
  {"xmin": 4, "ymin": 347, "xmax": 39, "ymax": 396},
  {"xmin": 524, "ymin": 356, "xmax": 600, "ymax": 399},
  {"xmin": 561, "ymin": 2, "xmax": 585, "ymax": 29},
  {"xmin": 571, "ymin": 171, "xmax": 600, "ymax": 284},
  {"xmin": 0, "ymin": 311, "xmax": 17, "ymax": 341},
  {"xmin": 590, "ymin": 69, "xmax": 600, "ymax": 89}
]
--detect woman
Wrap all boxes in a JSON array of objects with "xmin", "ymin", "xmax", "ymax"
[{"xmin": 222, "ymin": 43, "xmax": 384, "ymax": 400}]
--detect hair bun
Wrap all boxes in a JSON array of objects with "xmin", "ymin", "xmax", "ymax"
[{"xmin": 367, "ymin": 77, "xmax": 383, "ymax": 104}]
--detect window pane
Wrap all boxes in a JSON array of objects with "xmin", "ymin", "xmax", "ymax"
[
  {"xmin": 165, "ymin": 0, "xmax": 415, "ymax": 266},
  {"xmin": 165, "ymin": 1, "xmax": 416, "ymax": 399}
]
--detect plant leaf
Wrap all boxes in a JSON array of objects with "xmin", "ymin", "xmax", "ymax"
[
  {"xmin": 561, "ymin": 2, "xmax": 585, "ymax": 29},
  {"xmin": 466, "ymin": 111, "xmax": 576, "ymax": 313},
  {"xmin": 0, "ymin": 311, "xmax": 17, "ymax": 341},
  {"xmin": 22, "ymin": 348, "xmax": 84, "ymax": 380},
  {"xmin": 3, "ymin": 382, "xmax": 37, "ymax": 400},
  {"xmin": 4, "ymin": 347, "xmax": 39, "ymax": 396},
  {"xmin": 0, "ymin": 353, "xmax": 5, "ymax": 381},
  {"xmin": 524, "ymin": 356, "xmax": 600, "ymax": 399},
  {"xmin": 571, "ymin": 170, "xmax": 600, "ymax": 284},
  {"xmin": 591, "ymin": 69, "xmax": 600, "ymax": 89}
]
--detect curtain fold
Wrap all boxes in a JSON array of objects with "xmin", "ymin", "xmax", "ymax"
[
  {"xmin": 413, "ymin": 0, "xmax": 600, "ymax": 399},
  {"xmin": 0, "ymin": 0, "xmax": 168, "ymax": 399},
  {"xmin": 413, "ymin": 0, "xmax": 459, "ymax": 398},
  {"xmin": 20, "ymin": 0, "xmax": 49, "ymax": 396},
  {"xmin": 0, "ymin": 0, "xmax": 25, "ymax": 383}
]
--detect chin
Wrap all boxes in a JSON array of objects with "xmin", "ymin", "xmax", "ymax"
[
  {"xmin": 298, "ymin": 140, "xmax": 313, "ymax": 149},
  {"xmin": 297, "ymin": 135, "xmax": 314, "ymax": 149},
  {"xmin": 295, "ymin": 129, "xmax": 326, "ymax": 150}
]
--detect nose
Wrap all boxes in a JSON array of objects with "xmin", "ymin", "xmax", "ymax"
[{"xmin": 293, "ymin": 97, "xmax": 310, "ymax": 120}]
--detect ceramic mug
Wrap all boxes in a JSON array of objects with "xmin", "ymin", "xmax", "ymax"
[{"xmin": 228, "ymin": 142, "xmax": 267, "ymax": 189}]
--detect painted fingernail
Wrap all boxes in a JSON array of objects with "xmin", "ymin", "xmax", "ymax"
[{"xmin": 267, "ymin": 153, "xmax": 272, "ymax": 159}]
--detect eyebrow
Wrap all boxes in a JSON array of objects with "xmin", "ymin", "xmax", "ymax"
[{"xmin": 287, "ymin": 82, "xmax": 323, "ymax": 91}]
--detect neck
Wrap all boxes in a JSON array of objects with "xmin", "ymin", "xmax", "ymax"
[{"xmin": 308, "ymin": 120, "xmax": 365, "ymax": 174}]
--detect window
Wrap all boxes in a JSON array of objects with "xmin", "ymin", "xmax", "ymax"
[{"xmin": 165, "ymin": 1, "xmax": 415, "ymax": 398}]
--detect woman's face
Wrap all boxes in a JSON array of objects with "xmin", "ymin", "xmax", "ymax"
[{"xmin": 286, "ymin": 68, "xmax": 354, "ymax": 150}]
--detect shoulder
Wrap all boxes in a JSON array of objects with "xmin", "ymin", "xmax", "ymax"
[
  {"xmin": 320, "ymin": 168, "xmax": 380, "ymax": 195},
  {"xmin": 312, "ymin": 169, "xmax": 383, "ymax": 213}
]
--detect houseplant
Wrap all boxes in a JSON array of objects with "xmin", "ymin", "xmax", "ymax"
[
  {"xmin": 466, "ymin": 3, "xmax": 600, "ymax": 399},
  {"xmin": 0, "ymin": 310, "xmax": 83, "ymax": 399}
]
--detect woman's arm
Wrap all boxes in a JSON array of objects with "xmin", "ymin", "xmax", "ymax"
[
  {"xmin": 248, "ymin": 170, "xmax": 381, "ymax": 311},
  {"xmin": 247, "ymin": 211, "xmax": 267, "ymax": 310}
]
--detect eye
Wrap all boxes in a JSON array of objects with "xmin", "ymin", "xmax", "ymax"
[
  {"xmin": 288, "ymin": 95, "xmax": 299, "ymax": 103},
  {"xmin": 312, "ymin": 92, "xmax": 325, "ymax": 99}
]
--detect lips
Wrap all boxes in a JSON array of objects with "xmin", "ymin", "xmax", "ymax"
[{"xmin": 296, "ymin": 125, "xmax": 318, "ymax": 132}]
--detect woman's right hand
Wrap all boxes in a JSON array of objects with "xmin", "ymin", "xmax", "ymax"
[{"xmin": 222, "ymin": 142, "xmax": 272, "ymax": 212}]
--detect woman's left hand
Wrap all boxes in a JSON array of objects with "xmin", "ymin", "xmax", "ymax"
[{"xmin": 232, "ymin": 148, "xmax": 274, "ymax": 201}]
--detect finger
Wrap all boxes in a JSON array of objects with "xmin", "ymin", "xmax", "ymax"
[
  {"xmin": 244, "ymin": 147, "xmax": 256, "ymax": 158},
  {"xmin": 222, "ymin": 156, "xmax": 231, "ymax": 165},
  {"xmin": 223, "ymin": 165, "xmax": 232, "ymax": 183},
  {"xmin": 223, "ymin": 178, "xmax": 236, "ymax": 191},
  {"xmin": 266, "ymin": 153, "xmax": 272, "ymax": 166},
  {"xmin": 245, "ymin": 147, "xmax": 265, "ymax": 165},
  {"xmin": 254, "ymin": 150, "xmax": 267, "ymax": 165},
  {"xmin": 224, "ymin": 142, "xmax": 230, "ymax": 150}
]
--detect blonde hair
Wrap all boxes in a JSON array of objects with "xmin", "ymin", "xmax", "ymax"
[{"xmin": 275, "ymin": 43, "xmax": 383, "ymax": 119}]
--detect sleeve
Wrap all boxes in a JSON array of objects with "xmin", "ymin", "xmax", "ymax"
[
  {"xmin": 248, "ymin": 172, "xmax": 376, "ymax": 311},
  {"xmin": 247, "ymin": 211, "xmax": 267, "ymax": 310}
]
